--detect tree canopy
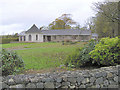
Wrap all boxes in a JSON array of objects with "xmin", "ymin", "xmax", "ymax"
[
  {"xmin": 48, "ymin": 14, "xmax": 77, "ymax": 30},
  {"xmin": 92, "ymin": 1, "xmax": 119, "ymax": 38}
]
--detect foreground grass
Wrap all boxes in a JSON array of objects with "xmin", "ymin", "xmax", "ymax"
[
  {"xmin": 2, "ymin": 42, "xmax": 86, "ymax": 71},
  {"xmin": 16, "ymin": 47, "xmax": 75, "ymax": 70}
]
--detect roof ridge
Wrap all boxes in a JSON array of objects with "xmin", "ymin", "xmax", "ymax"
[
  {"xmin": 29, "ymin": 24, "xmax": 39, "ymax": 30},
  {"xmin": 26, "ymin": 24, "xmax": 40, "ymax": 33}
]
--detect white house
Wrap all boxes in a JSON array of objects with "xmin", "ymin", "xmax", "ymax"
[{"xmin": 19, "ymin": 24, "xmax": 98, "ymax": 42}]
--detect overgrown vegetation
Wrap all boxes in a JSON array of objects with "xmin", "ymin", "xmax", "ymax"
[
  {"xmin": 65, "ymin": 39, "xmax": 97, "ymax": 68},
  {"xmin": 0, "ymin": 49, "xmax": 25, "ymax": 76},
  {"xmin": 65, "ymin": 37, "xmax": 120, "ymax": 68},
  {"xmin": 2, "ymin": 37, "xmax": 119, "ymax": 75},
  {"xmin": 2, "ymin": 42, "xmax": 85, "ymax": 70},
  {"xmin": 89, "ymin": 37, "xmax": 120, "ymax": 66}
]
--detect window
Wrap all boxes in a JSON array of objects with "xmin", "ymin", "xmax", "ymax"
[
  {"xmin": 36, "ymin": 35, "xmax": 38, "ymax": 40},
  {"xmin": 29, "ymin": 35, "xmax": 32, "ymax": 41}
]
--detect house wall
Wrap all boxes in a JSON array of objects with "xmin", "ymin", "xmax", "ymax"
[
  {"xmin": 19, "ymin": 36, "xmax": 25, "ymax": 42},
  {"xmin": 46, "ymin": 35, "xmax": 91, "ymax": 42},
  {"xmin": 19, "ymin": 34, "xmax": 91, "ymax": 42},
  {"xmin": 19, "ymin": 36, "xmax": 21, "ymax": 42},
  {"xmin": 24, "ymin": 34, "xmax": 43, "ymax": 42}
]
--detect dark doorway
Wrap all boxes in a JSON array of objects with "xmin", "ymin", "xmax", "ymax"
[
  {"xmin": 20, "ymin": 36, "xmax": 22, "ymax": 41},
  {"xmin": 43, "ymin": 35, "xmax": 45, "ymax": 42},
  {"xmin": 24, "ymin": 36, "xmax": 26, "ymax": 41},
  {"xmin": 47, "ymin": 36, "xmax": 51, "ymax": 41}
]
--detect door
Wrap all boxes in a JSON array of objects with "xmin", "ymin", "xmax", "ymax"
[
  {"xmin": 43, "ymin": 35, "xmax": 45, "ymax": 42},
  {"xmin": 47, "ymin": 36, "xmax": 51, "ymax": 41}
]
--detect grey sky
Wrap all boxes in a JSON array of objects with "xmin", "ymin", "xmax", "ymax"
[{"xmin": 0, "ymin": 0, "xmax": 104, "ymax": 35}]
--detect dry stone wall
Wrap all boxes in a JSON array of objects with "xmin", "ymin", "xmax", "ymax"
[{"xmin": 1, "ymin": 65, "xmax": 119, "ymax": 89}]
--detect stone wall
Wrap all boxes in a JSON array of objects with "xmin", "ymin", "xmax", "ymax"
[
  {"xmin": 48, "ymin": 35, "xmax": 91, "ymax": 42},
  {"xmin": 1, "ymin": 65, "xmax": 119, "ymax": 89}
]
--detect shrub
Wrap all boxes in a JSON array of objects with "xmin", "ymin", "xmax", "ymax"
[
  {"xmin": 65, "ymin": 39, "xmax": 97, "ymax": 68},
  {"xmin": 89, "ymin": 37, "xmax": 120, "ymax": 66},
  {"xmin": 0, "ymin": 49, "xmax": 25, "ymax": 76}
]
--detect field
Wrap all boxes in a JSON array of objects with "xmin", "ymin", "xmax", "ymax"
[{"xmin": 2, "ymin": 42, "xmax": 86, "ymax": 73}]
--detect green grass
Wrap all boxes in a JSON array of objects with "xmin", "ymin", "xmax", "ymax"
[
  {"xmin": 2, "ymin": 42, "xmax": 34, "ymax": 48},
  {"xmin": 16, "ymin": 47, "xmax": 74, "ymax": 70},
  {"xmin": 2, "ymin": 42, "xmax": 86, "ymax": 70},
  {"xmin": 2, "ymin": 42, "xmax": 61, "ymax": 49}
]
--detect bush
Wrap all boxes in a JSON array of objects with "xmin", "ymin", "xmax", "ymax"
[
  {"xmin": 0, "ymin": 49, "xmax": 25, "ymax": 76},
  {"xmin": 65, "ymin": 39, "xmax": 97, "ymax": 68},
  {"xmin": 89, "ymin": 37, "xmax": 120, "ymax": 66}
]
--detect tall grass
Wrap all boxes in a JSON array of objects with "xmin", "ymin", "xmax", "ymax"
[
  {"xmin": 16, "ymin": 46, "xmax": 77, "ymax": 70},
  {"xmin": 2, "ymin": 42, "xmax": 85, "ymax": 70}
]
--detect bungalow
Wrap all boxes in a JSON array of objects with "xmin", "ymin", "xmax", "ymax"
[{"xmin": 19, "ymin": 24, "xmax": 96, "ymax": 42}]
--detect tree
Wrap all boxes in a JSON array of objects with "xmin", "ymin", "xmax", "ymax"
[
  {"xmin": 94, "ymin": 14, "xmax": 113, "ymax": 38},
  {"xmin": 118, "ymin": 1, "xmax": 120, "ymax": 37},
  {"xmin": 93, "ymin": 1, "xmax": 119, "ymax": 38},
  {"xmin": 80, "ymin": 26, "xmax": 88, "ymax": 31},
  {"xmin": 14, "ymin": 33, "xmax": 18, "ymax": 37},
  {"xmin": 49, "ymin": 19, "xmax": 66, "ymax": 29},
  {"xmin": 72, "ymin": 24, "xmax": 81, "ymax": 29},
  {"xmin": 93, "ymin": 1, "xmax": 119, "ymax": 23},
  {"xmin": 49, "ymin": 14, "xmax": 77, "ymax": 30},
  {"xmin": 40, "ymin": 26, "xmax": 49, "ymax": 30},
  {"xmin": 85, "ymin": 17, "xmax": 96, "ymax": 33}
]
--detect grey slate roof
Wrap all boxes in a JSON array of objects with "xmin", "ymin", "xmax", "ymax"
[
  {"xmin": 41, "ymin": 29, "xmax": 91, "ymax": 35},
  {"xmin": 23, "ymin": 24, "xmax": 91, "ymax": 35},
  {"xmin": 25, "ymin": 24, "xmax": 40, "ymax": 33},
  {"xmin": 18, "ymin": 31, "xmax": 26, "ymax": 36}
]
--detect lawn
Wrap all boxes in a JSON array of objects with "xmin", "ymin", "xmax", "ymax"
[
  {"xmin": 2, "ymin": 42, "xmax": 61, "ymax": 49},
  {"xmin": 2, "ymin": 42, "xmax": 86, "ymax": 71},
  {"xmin": 2, "ymin": 42, "xmax": 34, "ymax": 49}
]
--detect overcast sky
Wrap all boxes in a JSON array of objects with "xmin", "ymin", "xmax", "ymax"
[{"xmin": 0, "ymin": 0, "xmax": 105, "ymax": 35}]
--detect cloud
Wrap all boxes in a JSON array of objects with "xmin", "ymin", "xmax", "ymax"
[
  {"xmin": 0, "ymin": 24, "xmax": 24, "ymax": 35},
  {"xmin": 0, "ymin": 0, "xmax": 103, "ymax": 35}
]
